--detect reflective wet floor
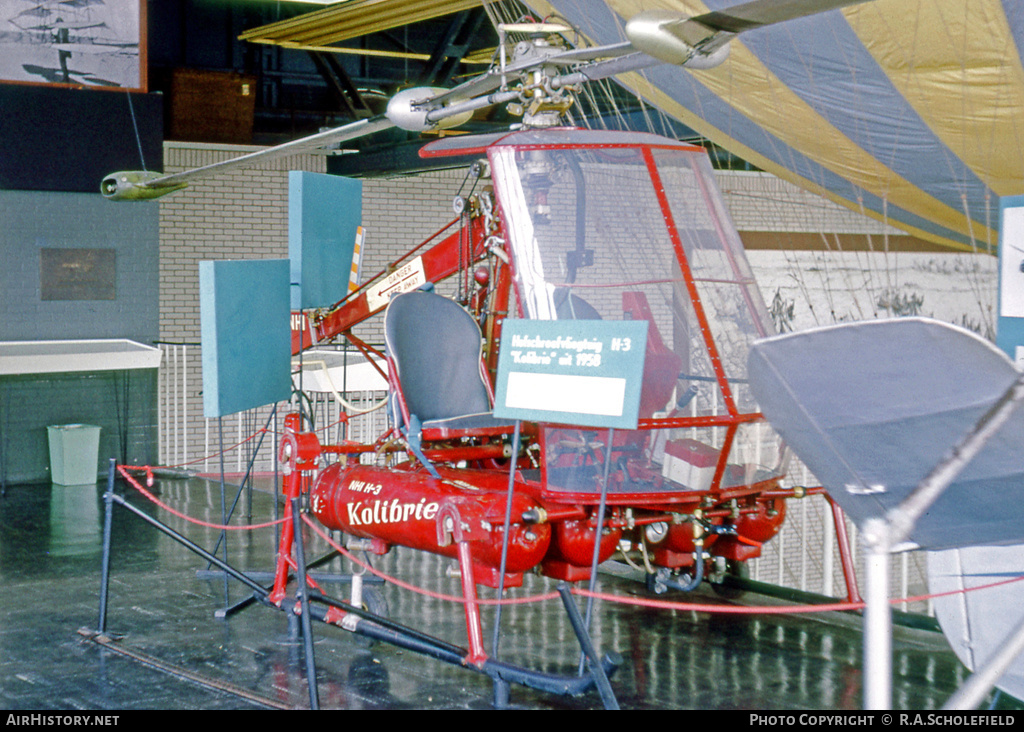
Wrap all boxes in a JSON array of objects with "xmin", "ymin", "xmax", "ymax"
[{"xmin": 1, "ymin": 476, "xmax": 1020, "ymax": 711}]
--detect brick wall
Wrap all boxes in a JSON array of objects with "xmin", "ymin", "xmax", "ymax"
[
  {"xmin": 156, "ymin": 142, "xmax": 477, "ymax": 470},
  {"xmin": 158, "ymin": 147, "xmax": 903, "ymax": 347},
  {"xmin": 159, "ymin": 142, "xmax": 328, "ymax": 343}
]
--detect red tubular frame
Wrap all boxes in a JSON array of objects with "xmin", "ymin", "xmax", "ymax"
[{"xmin": 292, "ymin": 215, "xmax": 493, "ymax": 355}]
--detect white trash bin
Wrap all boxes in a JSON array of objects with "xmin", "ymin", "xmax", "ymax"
[{"xmin": 47, "ymin": 424, "xmax": 102, "ymax": 485}]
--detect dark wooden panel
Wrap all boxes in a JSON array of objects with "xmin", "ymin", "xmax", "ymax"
[{"xmin": 169, "ymin": 68, "xmax": 256, "ymax": 144}]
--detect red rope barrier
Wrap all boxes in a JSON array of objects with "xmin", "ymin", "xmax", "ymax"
[
  {"xmin": 158, "ymin": 429, "xmax": 269, "ymax": 470},
  {"xmin": 301, "ymin": 514, "xmax": 1024, "ymax": 617},
  {"xmin": 117, "ymin": 464, "xmax": 288, "ymax": 532},
  {"xmin": 574, "ymin": 587, "xmax": 865, "ymax": 614},
  {"xmin": 157, "ymin": 414, "xmax": 353, "ymax": 471},
  {"xmin": 116, "ymin": 464, "xmax": 1024, "ymax": 617},
  {"xmin": 575, "ymin": 571, "xmax": 1024, "ymax": 616}
]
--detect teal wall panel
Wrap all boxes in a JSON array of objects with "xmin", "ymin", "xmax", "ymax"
[
  {"xmin": 289, "ymin": 171, "xmax": 362, "ymax": 310},
  {"xmin": 200, "ymin": 259, "xmax": 292, "ymax": 418},
  {"xmin": 997, "ymin": 195, "xmax": 1024, "ymax": 368}
]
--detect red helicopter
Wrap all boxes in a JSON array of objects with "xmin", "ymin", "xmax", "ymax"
[
  {"xmin": 266, "ymin": 110, "xmax": 802, "ymax": 711},
  {"xmin": 100, "ymin": 0, "xmax": 867, "ymax": 708},
  {"xmin": 283, "ymin": 125, "xmax": 794, "ymax": 597}
]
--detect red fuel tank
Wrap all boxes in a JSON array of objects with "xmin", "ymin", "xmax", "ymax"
[
  {"xmin": 547, "ymin": 518, "xmax": 622, "ymax": 568},
  {"xmin": 735, "ymin": 497, "xmax": 787, "ymax": 544},
  {"xmin": 310, "ymin": 462, "xmax": 552, "ymax": 587}
]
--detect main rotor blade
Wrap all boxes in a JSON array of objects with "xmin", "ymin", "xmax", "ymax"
[
  {"xmin": 126, "ymin": 0, "xmax": 871, "ymax": 194},
  {"xmin": 543, "ymin": 40, "xmax": 636, "ymax": 65},
  {"xmin": 143, "ymin": 115, "xmax": 394, "ymax": 190},
  {"xmin": 663, "ymin": 0, "xmax": 870, "ymax": 51},
  {"xmin": 626, "ymin": 0, "xmax": 871, "ymax": 68},
  {"xmin": 692, "ymin": 0, "xmax": 869, "ymax": 35}
]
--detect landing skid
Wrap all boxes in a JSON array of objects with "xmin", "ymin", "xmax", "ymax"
[{"xmin": 94, "ymin": 461, "xmax": 620, "ymax": 710}]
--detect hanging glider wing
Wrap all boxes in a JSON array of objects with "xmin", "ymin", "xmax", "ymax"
[
  {"xmin": 746, "ymin": 317, "xmax": 1024, "ymax": 551},
  {"xmin": 534, "ymin": 0, "xmax": 1024, "ymax": 252}
]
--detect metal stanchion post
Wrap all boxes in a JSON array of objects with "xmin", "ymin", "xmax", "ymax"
[
  {"xmin": 97, "ymin": 458, "xmax": 117, "ymax": 634},
  {"xmin": 291, "ymin": 498, "xmax": 320, "ymax": 710}
]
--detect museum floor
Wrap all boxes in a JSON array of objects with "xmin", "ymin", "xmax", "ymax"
[{"xmin": 1, "ymin": 475, "xmax": 1019, "ymax": 711}]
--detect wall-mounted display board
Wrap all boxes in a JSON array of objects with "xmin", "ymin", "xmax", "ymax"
[{"xmin": 40, "ymin": 248, "xmax": 115, "ymax": 301}]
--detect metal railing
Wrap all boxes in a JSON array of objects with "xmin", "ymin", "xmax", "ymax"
[{"xmin": 156, "ymin": 342, "xmax": 388, "ymax": 475}]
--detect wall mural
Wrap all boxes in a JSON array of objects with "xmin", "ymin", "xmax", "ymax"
[{"xmin": 0, "ymin": 0, "xmax": 144, "ymax": 90}]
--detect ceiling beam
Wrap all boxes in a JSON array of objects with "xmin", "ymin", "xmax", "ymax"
[{"xmin": 239, "ymin": 0, "xmax": 486, "ymax": 48}]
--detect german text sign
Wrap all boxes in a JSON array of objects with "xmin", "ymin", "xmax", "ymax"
[{"xmin": 493, "ymin": 319, "xmax": 648, "ymax": 429}]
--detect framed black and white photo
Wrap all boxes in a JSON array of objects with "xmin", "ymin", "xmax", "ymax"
[{"xmin": 0, "ymin": 0, "xmax": 145, "ymax": 91}]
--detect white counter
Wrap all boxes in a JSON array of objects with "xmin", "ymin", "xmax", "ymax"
[{"xmin": 0, "ymin": 339, "xmax": 163, "ymax": 376}]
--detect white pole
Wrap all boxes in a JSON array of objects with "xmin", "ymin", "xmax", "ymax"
[
  {"xmin": 237, "ymin": 412, "xmax": 243, "ymax": 473},
  {"xmin": 800, "ymin": 496, "xmax": 808, "ymax": 592},
  {"xmin": 173, "ymin": 346, "xmax": 180, "ymax": 466},
  {"xmin": 822, "ymin": 497, "xmax": 834, "ymax": 598},
  {"xmin": 157, "ymin": 345, "xmax": 165, "ymax": 465},
  {"xmin": 180, "ymin": 348, "xmax": 186, "ymax": 464},
  {"xmin": 862, "ymin": 518, "xmax": 891, "ymax": 710}
]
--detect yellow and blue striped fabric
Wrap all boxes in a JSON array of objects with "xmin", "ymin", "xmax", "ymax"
[{"xmin": 542, "ymin": 0, "xmax": 1024, "ymax": 253}]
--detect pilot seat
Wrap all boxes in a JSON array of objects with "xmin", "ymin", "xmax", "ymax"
[{"xmin": 384, "ymin": 290, "xmax": 518, "ymax": 463}]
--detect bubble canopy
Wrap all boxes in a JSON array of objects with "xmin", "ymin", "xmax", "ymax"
[{"xmin": 427, "ymin": 128, "xmax": 783, "ymax": 502}]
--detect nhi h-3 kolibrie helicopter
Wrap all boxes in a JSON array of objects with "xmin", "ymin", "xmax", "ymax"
[{"xmin": 100, "ymin": 0, "xmax": 870, "ymax": 708}]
